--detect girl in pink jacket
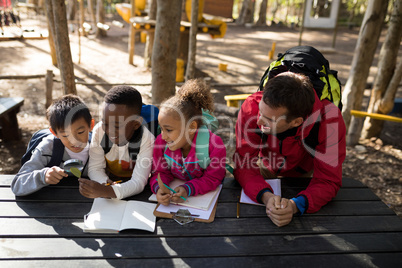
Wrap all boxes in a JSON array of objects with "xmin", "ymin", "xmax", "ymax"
[{"xmin": 149, "ymin": 79, "xmax": 226, "ymax": 206}]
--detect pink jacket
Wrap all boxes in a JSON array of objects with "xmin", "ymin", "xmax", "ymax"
[{"xmin": 149, "ymin": 129, "xmax": 226, "ymax": 196}]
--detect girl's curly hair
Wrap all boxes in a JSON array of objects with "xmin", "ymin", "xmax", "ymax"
[{"xmin": 161, "ymin": 79, "xmax": 214, "ymax": 126}]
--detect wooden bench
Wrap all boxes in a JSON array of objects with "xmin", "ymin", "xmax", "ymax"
[
  {"xmin": 224, "ymin": 94, "xmax": 251, "ymax": 107},
  {"xmin": 0, "ymin": 97, "xmax": 24, "ymax": 141}
]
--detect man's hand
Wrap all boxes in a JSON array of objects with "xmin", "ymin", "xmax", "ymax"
[
  {"xmin": 45, "ymin": 167, "xmax": 68, "ymax": 184},
  {"xmin": 262, "ymin": 191, "xmax": 297, "ymax": 227},
  {"xmin": 156, "ymin": 188, "xmax": 172, "ymax": 206},
  {"xmin": 171, "ymin": 186, "xmax": 188, "ymax": 203},
  {"xmin": 78, "ymin": 179, "xmax": 116, "ymax": 199},
  {"xmin": 266, "ymin": 198, "xmax": 294, "ymax": 227}
]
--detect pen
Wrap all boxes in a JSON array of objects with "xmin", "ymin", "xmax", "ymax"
[
  {"xmin": 156, "ymin": 178, "xmax": 187, "ymax": 201},
  {"xmin": 105, "ymin": 180, "xmax": 122, "ymax": 186},
  {"xmin": 237, "ymin": 202, "xmax": 240, "ymax": 218}
]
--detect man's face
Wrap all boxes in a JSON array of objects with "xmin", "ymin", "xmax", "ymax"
[
  {"xmin": 55, "ymin": 117, "xmax": 93, "ymax": 153},
  {"xmin": 102, "ymin": 103, "xmax": 141, "ymax": 146},
  {"xmin": 257, "ymin": 100, "xmax": 301, "ymax": 135}
]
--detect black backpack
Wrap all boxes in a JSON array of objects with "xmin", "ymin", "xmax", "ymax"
[
  {"xmin": 21, "ymin": 129, "xmax": 62, "ymax": 167},
  {"xmin": 259, "ymin": 45, "xmax": 342, "ymax": 110},
  {"xmin": 21, "ymin": 129, "xmax": 93, "ymax": 167}
]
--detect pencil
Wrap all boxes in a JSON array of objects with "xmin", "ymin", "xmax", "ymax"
[
  {"xmin": 105, "ymin": 180, "xmax": 122, "ymax": 186},
  {"xmin": 156, "ymin": 179, "xmax": 187, "ymax": 201},
  {"xmin": 237, "ymin": 202, "xmax": 240, "ymax": 218}
]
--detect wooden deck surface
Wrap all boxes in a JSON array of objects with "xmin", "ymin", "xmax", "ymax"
[{"xmin": 0, "ymin": 174, "xmax": 401, "ymax": 267}]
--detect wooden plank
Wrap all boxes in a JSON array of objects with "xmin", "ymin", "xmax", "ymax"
[
  {"xmin": 1, "ymin": 215, "xmax": 401, "ymax": 237},
  {"xmin": 217, "ymin": 201, "xmax": 396, "ymax": 218},
  {"xmin": 0, "ymin": 175, "xmax": 367, "ymax": 188},
  {"xmin": 333, "ymin": 188, "xmax": 380, "ymax": 201},
  {"xmin": 0, "ymin": 188, "xmax": 89, "ymax": 202},
  {"xmin": 1, "ymin": 233, "xmax": 402, "ymax": 259},
  {"xmin": 204, "ymin": 0, "xmax": 234, "ymax": 18},
  {"xmin": 0, "ymin": 202, "xmax": 92, "ymax": 218},
  {"xmin": 0, "ymin": 199, "xmax": 394, "ymax": 218},
  {"xmin": 0, "ymin": 97, "xmax": 24, "ymax": 116},
  {"xmin": 0, "ymin": 186, "xmax": 153, "ymax": 202},
  {"xmin": 0, "ymin": 98, "xmax": 24, "ymax": 141},
  {"xmin": 218, "ymin": 187, "xmax": 381, "ymax": 203},
  {"xmin": 0, "ymin": 253, "xmax": 401, "ymax": 267}
]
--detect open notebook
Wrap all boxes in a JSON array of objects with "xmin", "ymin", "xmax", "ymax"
[
  {"xmin": 240, "ymin": 179, "xmax": 281, "ymax": 206},
  {"xmin": 148, "ymin": 178, "xmax": 221, "ymax": 211},
  {"xmin": 84, "ymin": 198, "xmax": 157, "ymax": 233}
]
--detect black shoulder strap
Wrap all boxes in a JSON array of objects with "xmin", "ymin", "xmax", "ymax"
[
  {"xmin": 47, "ymin": 138, "xmax": 65, "ymax": 167},
  {"xmin": 101, "ymin": 126, "xmax": 144, "ymax": 162},
  {"xmin": 127, "ymin": 126, "xmax": 144, "ymax": 162},
  {"xmin": 302, "ymin": 120, "xmax": 321, "ymax": 157},
  {"xmin": 101, "ymin": 133, "xmax": 112, "ymax": 155}
]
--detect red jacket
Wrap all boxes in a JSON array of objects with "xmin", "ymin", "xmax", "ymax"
[{"xmin": 234, "ymin": 91, "xmax": 346, "ymax": 213}]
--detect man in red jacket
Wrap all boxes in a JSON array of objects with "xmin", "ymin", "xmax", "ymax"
[{"xmin": 234, "ymin": 72, "xmax": 346, "ymax": 227}]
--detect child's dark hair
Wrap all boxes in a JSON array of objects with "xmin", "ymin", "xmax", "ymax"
[
  {"xmin": 46, "ymin": 94, "xmax": 92, "ymax": 133},
  {"xmin": 263, "ymin": 72, "xmax": 315, "ymax": 121},
  {"xmin": 161, "ymin": 79, "xmax": 214, "ymax": 126},
  {"xmin": 105, "ymin": 85, "xmax": 142, "ymax": 115}
]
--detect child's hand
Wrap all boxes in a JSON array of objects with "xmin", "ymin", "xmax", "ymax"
[
  {"xmin": 156, "ymin": 188, "xmax": 172, "ymax": 206},
  {"xmin": 78, "ymin": 178, "xmax": 116, "ymax": 199},
  {"xmin": 171, "ymin": 186, "xmax": 188, "ymax": 203},
  {"xmin": 45, "ymin": 167, "xmax": 68, "ymax": 184}
]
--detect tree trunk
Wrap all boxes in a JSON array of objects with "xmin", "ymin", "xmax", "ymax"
[
  {"xmin": 361, "ymin": 0, "xmax": 402, "ymax": 138},
  {"xmin": 340, "ymin": 0, "xmax": 388, "ymax": 146},
  {"xmin": 88, "ymin": 0, "xmax": 97, "ymax": 31},
  {"xmin": 271, "ymin": 0, "xmax": 279, "ymax": 24},
  {"xmin": 185, "ymin": 0, "xmax": 199, "ymax": 80},
  {"xmin": 144, "ymin": 0, "xmax": 157, "ymax": 67},
  {"xmin": 96, "ymin": 0, "xmax": 107, "ymax": 37},
  {"xmin": 151, "ymin": 0, "xmax": 182, "ymax": 105},
  {"xmin": 67, "ymin": 0, "xmax": 76, "ymax": 21},
  {"xmin": 45, "ymin": 0, "xmax": 57, "ymax": 66},
  {"xmin": 79, "ymin": 0, "xmax": 86, "ymax": 37},
  {"xmin": 128, "ymin": 0, "xmax": 136, "ymax": 65},
  {"xmin": 237, "ymin": 0, "xmax": 254, "ymax": 25},
  {"xmin": 255, "ymin": 0, "xmax": 268, "ymax": 26},
  {"xmin": 49, "ymin": 0, "xmax": 77, "ymax": 95}
]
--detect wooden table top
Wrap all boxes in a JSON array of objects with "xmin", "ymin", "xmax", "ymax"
[{"xmin": 0, "ymin": 174, "xmax": 401, "ymax": 267}]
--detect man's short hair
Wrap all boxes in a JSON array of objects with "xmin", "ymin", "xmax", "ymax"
[
  {"xmin": 46, "ymin": 94, "xmax": 92, "ymax": 133},
  {"xmin": 262, "ymin": 72, "xmax": 315, "ymax": 121},
  {"xmin": 104, "ymin": 85, "xmax": 142, "ymax": 115}
]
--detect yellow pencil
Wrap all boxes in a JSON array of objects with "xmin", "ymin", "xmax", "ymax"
[{"xmin": 105, "ymin": 180, "xmax": 122, "ymax": 186}]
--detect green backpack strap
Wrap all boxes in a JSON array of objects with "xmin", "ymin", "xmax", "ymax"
[
  {"xmin": 163, "ymin": 126, "xmax": 211, "ymax": 170},
  {"xmin": 195, "ymin": 125, "xmax": 211, "ymax": 170},
  {"xmin": 202, "ymin": 109, "xmax": 219, "ymax": 132},
  {"xmin": 163, "ymin": 144, "xmax": 174, "ymax": 169}
]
